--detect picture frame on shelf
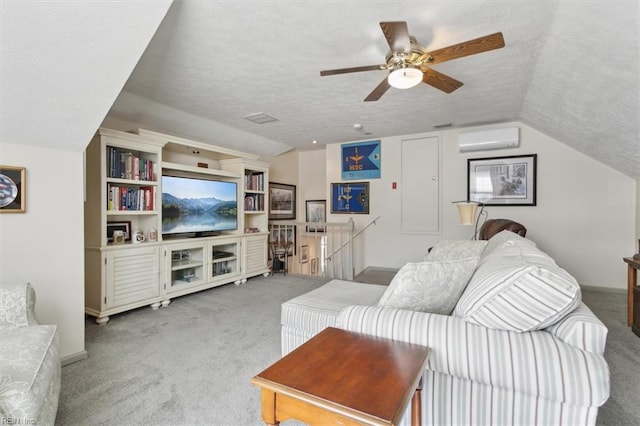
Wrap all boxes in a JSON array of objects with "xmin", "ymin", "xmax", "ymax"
[
  {"xmin": 305, "ymin": 200, "xmax": 326, "ymax": 232},
  {"xmin": 107, "ymin": 221, "xmax": 132, "ymax": 242},
  {"xmin": 0, "ymin": 165, "xmax": 26, "ymax": 213},
  {"xmin": 300, "ymin": 245, "xmax": 309, "ymax": 263},
  {"xmin": 269, "ymin": 182, "xmax": 296, "ymax": 220},
  {"xmin": 331, "ymin": 182, "xmax": 369, "ymax": 214},
  {"xmin": 467, "ymin": 154, "xmax": 537, "ymax": 206}
]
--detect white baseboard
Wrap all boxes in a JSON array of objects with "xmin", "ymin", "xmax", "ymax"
[{"xmin": 61, "ymin": 350, "xmax": 88, "ymax": 366}]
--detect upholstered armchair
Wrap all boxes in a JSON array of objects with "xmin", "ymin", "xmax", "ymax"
[
  {"xmin": 478, "ymin": 218, "xmax": 527, "ymax": 240},
  {"xmin": 0, "ymin": 282, "xmax": 61, "ymax": 425}
]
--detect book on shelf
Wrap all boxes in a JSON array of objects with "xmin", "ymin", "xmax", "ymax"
[
  {"xmin": 107, "ymin": 184, "xmax": 156, "ymax": 211},
  {"xmin": 107, "ymin": 146, "xmax": 156, "ymax": 181},
  {"xmin": 244, "ymin": 193, "xmax": 264, "ymax": 211},
  {"xmin": 245, "ymin": 172, "xmax": 264, "ymax": 191}
]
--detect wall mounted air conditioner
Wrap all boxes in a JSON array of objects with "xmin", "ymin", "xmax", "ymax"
[{"xmin": 458, "ymin": 127, "xmax": 520, "ymax": 153}]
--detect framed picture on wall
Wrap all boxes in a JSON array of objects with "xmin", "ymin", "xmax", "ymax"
[
  {"xmin": 305, "ymin": 200, "xmax": 326, "ymax": 232},
  {"xmin": 467, "ymin": 154, "xmax": 537, "ymax": 206},
  {"xmin": 331, "ymin": 182, "xmax": 369, "ymax": 214},
  {"xmin": 269, "ymin": 182, "xmax": 296, "ymax": 220},
  {"xmin": 0, "ymin": 165, "xmax": 26, "ymax": 213},
  {"xmin": 300, "ymin": 245, "xmax": 309, "ymax": 263},
  {"xmin": 341, "ymin": 140, "xmax": 381, "ymax": 180}
]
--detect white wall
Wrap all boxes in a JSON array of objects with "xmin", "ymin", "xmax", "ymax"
[
  {"xmin": 318, "ymin": 122, "xmax": 635, "ymax": 289},
  {"xmin": 0, "ymin": 142, "xmax": 85, "ymax": 360},
  {"xmin": 298, "ymin": 150, "xmax": 327, "ymax": 218},
  {"xmin": 270, "ymin": 150, "xmax": 299, "ymax": 186}
]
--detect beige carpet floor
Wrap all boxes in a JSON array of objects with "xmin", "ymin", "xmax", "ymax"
[{"xmin": 57, "ymin": 271, "xmax": 640, "ymax": 425}]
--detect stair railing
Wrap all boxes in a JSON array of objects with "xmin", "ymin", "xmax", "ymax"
[{"xmin": 268, "ymin": 219, "xmax": 354, "ymax": 280}]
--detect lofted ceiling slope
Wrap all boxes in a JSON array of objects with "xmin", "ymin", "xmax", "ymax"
[
  {"xmin": 110, "ymin": 0, "xmax": 640, "ymax": 178},
  {"xmin": 1, "ymin": 1, "xmax": 638, "ymax": 178},
  {"xmin": 0, "ymin": 0, "xmax": 172, "ymax": 153}
]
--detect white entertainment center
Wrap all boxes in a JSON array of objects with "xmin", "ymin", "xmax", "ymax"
[{"xmin": 84, "ymin": 128, "xmax": 270, "ymax": 324}]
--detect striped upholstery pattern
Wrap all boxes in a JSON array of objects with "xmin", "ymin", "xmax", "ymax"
[
  {"xmin": 545, "ymin": 303, "xmax": 608, "ymax": 355},
  {"xmin": 279, "ymin": 232, "xmax": 609, "ymax": 425},
  {"xmin": 454, "ymin": 244, "xmax": 581, "ymax": 332},
  {"xmin": 280, "ymin": 279, "xmax": 386, "ymax": 355},
  {"xmin": 481, "ymin": 230, "xmax": 537, "ymax": 258},
  {"xmin": 418, "ymin": 370, "xmax": 601, "ymax": 426},
  {"xmin": 338, "ymin": 305, "xmax": 609, "ymax": 409},
  {"xmin": 338, "ymin": 305, "xmax": 609, "ymax": 425}
]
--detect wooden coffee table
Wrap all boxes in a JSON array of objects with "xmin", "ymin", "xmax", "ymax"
[{"xmin": 251, "ymin": 327, "xmax": 429, "ymax": 426}]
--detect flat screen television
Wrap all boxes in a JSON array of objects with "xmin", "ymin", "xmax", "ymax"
[{"xmin": 162, "ymin": 175, "xmax": 238, "ymax": 237}]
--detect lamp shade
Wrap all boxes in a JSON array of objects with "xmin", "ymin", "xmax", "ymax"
[
  {"xmin": 455, "ymin": 202, "xmax": 479, "ymax": 225},
  {"xmin": 387, "ymin": 67, "xmax": 423, "ymax": 89}
]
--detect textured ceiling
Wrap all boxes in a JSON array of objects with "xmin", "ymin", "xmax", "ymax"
[
  {"xmin": 110, "ymin": 0, "xmax": 639, "ymax": 178},
  {"xmin": 2, "ymin": 1, "xmax": 638, "ymax": 178}
]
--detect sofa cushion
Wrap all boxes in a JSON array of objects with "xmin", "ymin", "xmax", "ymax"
[
  {"xmin": 281, "ymin": 279, "xmax": 387, "ymax": 354},
  {"xmin": 0, "ymin": 325, "xmax": 60, "ymax": 422},
  {"xmin": 545, "ymin": 302, "xmax": 608, "ymax": 355},
  {"xmin": 454, "ymin": 244, "xmax": 581, "ymax": 332},
  {"xmin": 481, "ymin": 229, "xmax": 536, "ymax": 259},
  {"xmin": 424, "ymin": 240, "xmax": 488, "ymax": 261},
  {"xmin": 377, "ymin": 258, "xmax": 479, "ymax": 314}
]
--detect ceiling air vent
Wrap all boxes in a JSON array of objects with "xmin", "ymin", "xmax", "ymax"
[
  {"xmin": 458, "ymin": 127, "xmax": 519, "ymax": 153},
  {"xmin": 243, "ymin": 112, "xmax": 278, "ymax": 124}
]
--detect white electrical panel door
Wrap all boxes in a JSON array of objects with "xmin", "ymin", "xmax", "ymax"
[{"xmin": 401, "ymin": 137, "xmax": 439, "ymax": 233}]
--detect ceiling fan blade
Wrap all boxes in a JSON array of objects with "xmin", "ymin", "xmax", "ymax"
[
  {"xmin": 320, "ymin": 64, "xmax": 384, "ymax": 76},
  {"xmin": 426, "ymin": 32, "xmax": 505, "ymax": 65},
  {"xmin": 421, "ymin": 68, "xmax": 463, "ymax": 93},
  {"xmin": 380, "ymin": 21, "xmax": 411, "ymax": 53},
  {"xmin": 364, "ymin": 77, "xmax": 391, "ymax": 102}
]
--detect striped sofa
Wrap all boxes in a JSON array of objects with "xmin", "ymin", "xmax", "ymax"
[{"xmin": 281, "ymin": 232, "xmax": 609, "ymax": 425}]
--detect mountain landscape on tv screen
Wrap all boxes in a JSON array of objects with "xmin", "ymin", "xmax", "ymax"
[{"xmin": 162, "ymin": 193, "xmax": 237, "ymax": 234}]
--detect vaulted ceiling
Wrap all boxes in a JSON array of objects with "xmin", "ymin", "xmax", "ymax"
[{"xmin": 2, "ymin": 1, "xmax": 639, "ymax": 178}]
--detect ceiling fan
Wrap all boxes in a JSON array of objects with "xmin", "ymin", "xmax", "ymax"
[{"xmin": 320, "ymin": 21, "xmax": 505, "ymax": 101}]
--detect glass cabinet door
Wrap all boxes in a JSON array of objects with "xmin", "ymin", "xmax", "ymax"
[{"xmin": 166, "ymin": 244, "xmax": 206, "ymax": 293}]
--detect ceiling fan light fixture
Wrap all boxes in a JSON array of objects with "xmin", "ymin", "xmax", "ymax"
[{"xmin": 387, "ymin": 66, "xmax": 423, "ymax": 89}]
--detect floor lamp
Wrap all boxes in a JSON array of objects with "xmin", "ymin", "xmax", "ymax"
[{"xmin": 453, "ymin": 201, "xmax": 486, "ymax": 240}]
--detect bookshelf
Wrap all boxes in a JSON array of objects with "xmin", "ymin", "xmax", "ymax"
[
  {"xmin": 84, "ymin": 129, "xmax": 163, "ymax": 248},
  {"xmin": 220, "ymin": 158, "xmax": 270, "ymax": 281},
  {"xmin": 84, "ymin": 128, "xmax": 271, "ymax": 324},
  {"xmin": 220, "ymin": 158, "xmax": 269, "ymax": 233}
]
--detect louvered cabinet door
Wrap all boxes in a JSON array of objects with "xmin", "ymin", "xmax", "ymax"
[
  {"xmin": 105, "ymin": 246, "xmax": 160, "ymax": 308},
  {"xmin": 244, "ymin": 234, "xmax": 268, "ymax": 276}
]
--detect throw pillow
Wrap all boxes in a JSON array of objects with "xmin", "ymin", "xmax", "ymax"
[
  {"xmin": 424, "ymin": 240, "xmax": 488, "ymax": 261},
  {"xmin": 377, "ymin": 258, "xmax": 479, "ymax": 315},
  {"xmin": 453, "ymin": 246, "xmax": 581, "ymax": 332}
]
